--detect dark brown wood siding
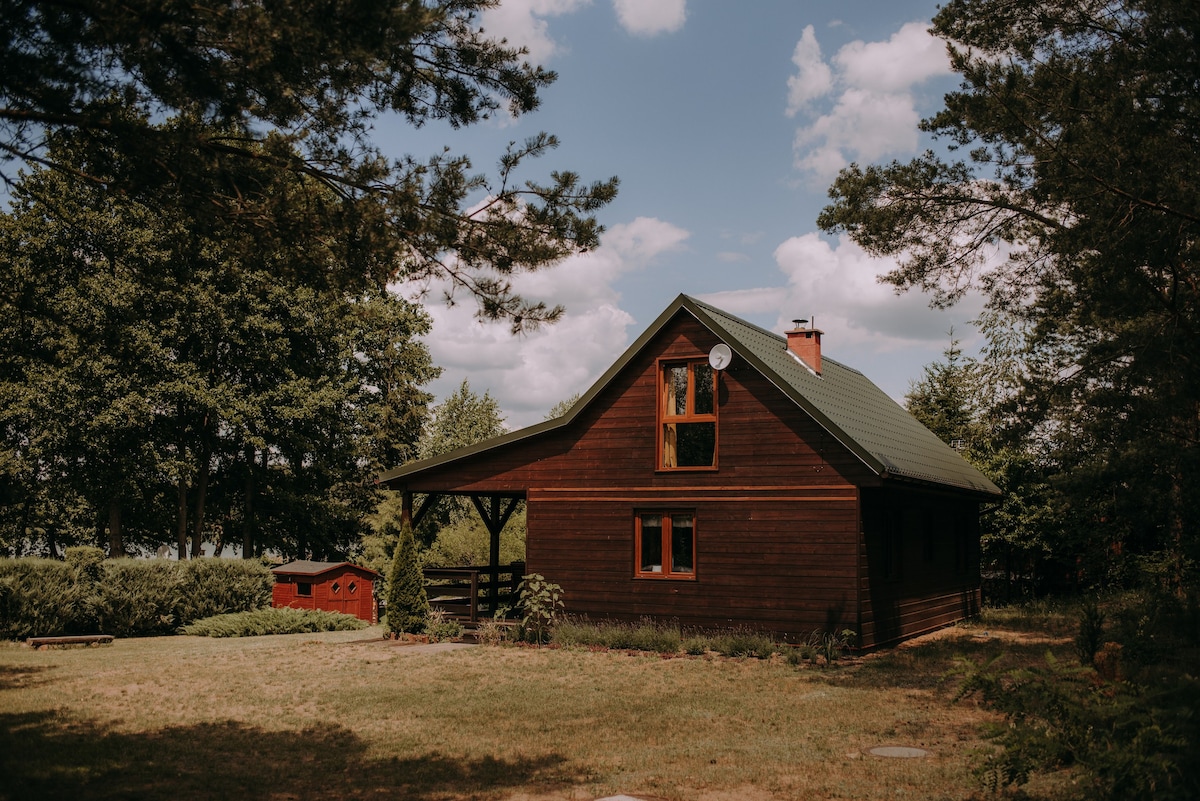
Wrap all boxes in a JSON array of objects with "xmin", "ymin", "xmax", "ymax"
[
  {"xmin": 527, "ymin": 489, "xmax": 860, "ymax": 638},
  {"xmin": 857, "ymin": 487, "xmax": 982, "ymax": 649},
  {"xmin": 401, "ymin": 313, "xmax": 877, "ymax": 493}
]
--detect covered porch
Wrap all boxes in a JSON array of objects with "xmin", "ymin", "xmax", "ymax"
[{"xmin": 400, "ymin": 488, "xmax": 528, "ymax": 620}]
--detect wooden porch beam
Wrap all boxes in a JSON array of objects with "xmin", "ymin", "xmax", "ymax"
[{"xmin": 412, "ymin": 493, "xmax": 441, "ymax": 529}]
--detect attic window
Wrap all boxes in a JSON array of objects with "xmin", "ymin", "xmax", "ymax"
[{"xmin": 659, "ymin": 360, "xmax": 717, "ymax": 469}]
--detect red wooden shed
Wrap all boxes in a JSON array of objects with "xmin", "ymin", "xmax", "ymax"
[{"xmin": 271, "ymin": 561, "xmax": 380, "ymax": 623}]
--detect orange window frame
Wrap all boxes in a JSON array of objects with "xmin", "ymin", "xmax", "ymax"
[
  {"xmin": 657, "ymin": 358, "xmax": 718, "ymax": 471},
  {"xmin": 634, "ymin": 511, "xmax": 698, "ymax": 580}
]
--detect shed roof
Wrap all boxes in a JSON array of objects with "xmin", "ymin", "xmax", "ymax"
[
  {"xmin": 271, "ymin": 561, "xmax": 381, "ymax": 578},
  {"xmin": 379, "ymin": 294, "xmax": 1000, "ymax": 497}
]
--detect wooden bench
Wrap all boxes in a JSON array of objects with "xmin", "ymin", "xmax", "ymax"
[{"xmin": 26, "ymin": 634, "xmax": 114, "ymax": 649}]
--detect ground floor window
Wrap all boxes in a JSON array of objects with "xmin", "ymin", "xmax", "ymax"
[
  {"xmin": 636, "ymin": 511, "xmax": 696, "ymax": 579},
  {"xmin": 296, "ymin": 582, "xmax": 312, "ymax": 597}
]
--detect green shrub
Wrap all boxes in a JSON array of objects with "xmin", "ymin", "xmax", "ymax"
[
  {"xmin": 474, "ymin": 615, "xmax": 511, "ymax": 646},
  {"xmin": 175, "ymin": 558, "xmax": 273, "ymax": 624},
  {"xmin": 807, "ymin": 628, "xmax": 856, "ymax": 665},
  {"xmin": 710, "ymin": 628, "xmax": 778, "ymax": 659},
  {"xmin": 424, "ymin": 608, "xmax": 463, "ymax": 642},
  {"xmin": 960, "ymin": 654, "xmax": 1200, "ymax": 800},
  {"xmin": 516, "ymin": 573, "xmax": 563, "ymax": 644},
  {"xmin": 180, "ymin": 607, "xmax": 368, "ymax": 637},
  {"xmin": 0, "ymin": 557, "xmax": 86, "ymax": 638},
  {"xmin": 0, "ymin": 555, "xmax": 272, "ymax": 639},
  {"xmin": 386, "ymin": 521, "xmax": 428, "ymax": 635},
  {"xmin": 94, "ymin": 559, "xmax": 181, "ymax": 636}
]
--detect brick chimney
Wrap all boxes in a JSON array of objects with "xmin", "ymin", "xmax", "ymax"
[{"xmin": 786, "ymin": 318, "xmax": 823, "ymax": 375}]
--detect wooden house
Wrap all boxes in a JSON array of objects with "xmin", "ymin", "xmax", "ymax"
[
  {"xmin": 380, "ymin": 295, "xmax": 1000, "ymax": 649},
  {"xmin": 271, "ymin": 561, "xmax": 380, "ymax": 623}
]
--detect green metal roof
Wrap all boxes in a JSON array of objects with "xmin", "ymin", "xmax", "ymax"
[
  {"xmin": 682, "ymin": 296, "xmax": 1000, "ymax": 496},
  {"xmin": 380, "ymin": 294, "xmax": 1000, "ymax": 497}
]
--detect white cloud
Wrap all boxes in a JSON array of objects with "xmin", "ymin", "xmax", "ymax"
[
  {"xmin": 794, "ymin": 87, "xmax": 922, "ymax": 173},
  {"xmin": 612, "ymin": 0, "xmax": 686, "ymax": 36},
  {"xmin": 785, "ymin": 25, "xmax": 833, "ymax": 116},
  {"xmin": 480, "ymin": 0, "xmax": 592, "ymax": 64},
  {"xmin": 833, "ymin": 22, "xmax": 948, "ymax": 93},
  {"xmin": 405, "ymin": 217, "xmax": 690, "ymax": 428},
  {"xmin": 787, "ymin": 21, "xmax": 951, "ymax": 181},
  {"xmin": 698, "ymin": 233, "xmax": 983, "ymax": 350}
]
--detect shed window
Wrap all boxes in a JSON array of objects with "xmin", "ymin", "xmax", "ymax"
[
  {"xmin": 636, "ymin": 512, "xmax": 696, "ymax": 579},
  {"xmin": 331, "ymin": 581, "xmax": 341, "ymax": 594},
  {"xmin": 348, "ymin": 581, "xmax": 358, "ymax": 594},
  {"xmin": 296, "ymin": 582, "xmax": 312, "ymax": 597},
  {"xmin": 659, "ymin": 360, "xmax": 717, "ymax": 469}
]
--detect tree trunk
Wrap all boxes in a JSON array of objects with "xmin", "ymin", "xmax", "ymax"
[
  {"xmin": 176, "ymin": 477, "xmax": 189, "ymax": 559},
  {"xmin": 107, "ymin": 499, "xmax": 125, "ymax": 558},
  {"xmin": 242, "ymin": 445, "xmax": 255, "ymax": 559},
  {"xmin": 191, "ymin": 465, "xmax": 208, "ymax": 558},
  {"xmin": 191, "ymin": 426, "xmax": 212, "ymax": 559}
]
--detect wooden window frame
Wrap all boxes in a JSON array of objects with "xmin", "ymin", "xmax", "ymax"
[
  {"xmin": 634, "ymin": 510, "xmax": 698, "ymax": 580},
  {"xmin": 656, "ymin": 358, "xmax": 718, "ymax": 471},
  {"xmin": 296, "ymin": 581, "xmax": 313, "ymax": 597}
]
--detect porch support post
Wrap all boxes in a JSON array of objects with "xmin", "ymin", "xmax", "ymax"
[
  {"xmin": 469, "ymin": 494, "xmax": 521, "ymax": 615},
  {"xmin": 400, "ymin": 490, "xmax": 413, "ymax": 528}
]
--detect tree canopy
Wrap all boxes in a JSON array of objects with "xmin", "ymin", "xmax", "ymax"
[
  {"xmin": 1, "ymin": 0, "xmax": 618, "ymax": 329},
  {"xmin": 0, "ymin": 129, "xmax": 439, "ymax": 559},
  {"xmin": 822, "ymin": 0, "xmax": 1200, "ymax": 587}
]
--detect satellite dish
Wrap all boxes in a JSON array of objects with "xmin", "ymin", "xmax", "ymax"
[{"xmin": 708, "ymin": 343, "xmax": 733, "ymax": 371}]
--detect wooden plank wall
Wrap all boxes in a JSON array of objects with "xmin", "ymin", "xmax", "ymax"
[{"xmin": 857, "ymin": 487, "xmax": 982, "ymax": 649}]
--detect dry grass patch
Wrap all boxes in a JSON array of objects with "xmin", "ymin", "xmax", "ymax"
[{"xmin": 0, "ymin": 623, "xmax": 1076, "ymax": 800}]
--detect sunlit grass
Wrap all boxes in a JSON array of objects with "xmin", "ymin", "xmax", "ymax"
[{"xmin": 0, "ymin": 612, "xmax": 1079, "ymax": 800}]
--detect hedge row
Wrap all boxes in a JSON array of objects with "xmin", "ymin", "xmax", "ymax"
[{"xmin": 0, "ymin": 547, "xmax": 274, "ymax": 639}]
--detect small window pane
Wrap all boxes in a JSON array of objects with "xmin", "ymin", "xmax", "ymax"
[
  {"xmin": 297, "ymin": 582, "xmax": 312, "ymax": 597},
  {"xmin": 675, "ymin": 422, "xmax": 716, "ymax": 467},
  {"xmin": 667, "ymin": 366, "xmax": 688, "ymax": 416},
  {"xmin": 348, "ymin": 581, "xmax": 358, "ymax": 594},
  {"xmin": 640, "ymin": 515, "xmax": 663, "ymax": 573},
  {"xmin": 693, "ymin": 364, "xmax": 714, "ymax": 414},
  {"xmin": 671, "ymin": 514, "xmax": 694, "ymax": 574},
  {"xmin": 331, "ymin": 581, "xmax": 341, "ymax": 594}
]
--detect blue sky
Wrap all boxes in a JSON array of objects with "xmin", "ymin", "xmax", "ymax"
[{"xmin": 389, "ymin": 0, "xmax": 985, "ymax": 428}]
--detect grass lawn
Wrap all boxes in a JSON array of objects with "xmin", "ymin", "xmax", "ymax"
[{"xmin": 0, "ymin": 613, "xmax": 1076, "ymax": 801}]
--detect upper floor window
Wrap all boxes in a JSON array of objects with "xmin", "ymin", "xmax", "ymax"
[{"xmin": 659, "ymin": 360, "xmax": 717, "ymax": 469}]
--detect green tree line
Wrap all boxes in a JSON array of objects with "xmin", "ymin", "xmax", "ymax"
[
  {"xmin": 0, "ymin": 0, "xmax": 616, "ymax": 559},
  {"xmin": 830, "ymin": 0, "xmax": 1200, "ymax": 594}
]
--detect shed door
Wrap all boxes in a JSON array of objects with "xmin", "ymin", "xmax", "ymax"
[{"xmin": 328, "ymin": 575, "xmax": 366, "ymax": 619}]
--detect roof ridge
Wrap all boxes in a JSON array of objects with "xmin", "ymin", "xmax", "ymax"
[{"xmin": 685, "ymin": 294, "xmax": 863, "ymax": 376}]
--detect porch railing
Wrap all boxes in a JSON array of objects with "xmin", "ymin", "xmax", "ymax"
[{"xmin": 423, "ymin": 562, "xmax": 525, "ymax": 623}]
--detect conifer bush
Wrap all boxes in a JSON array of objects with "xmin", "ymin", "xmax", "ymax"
[
  {"xmin": 180, "ymin": 607, "xmax": 367, "ymax": 637},
  {"xmin": 385, "ymin": 521, "xmax": 428, "ymax": 635},
  {"xmin": 0, "ymin": 554, "xmax": 273, "ymax": 638},
  {"xmin": 94, "ymin": 559, "xmax": 181, "ymax": 635}
]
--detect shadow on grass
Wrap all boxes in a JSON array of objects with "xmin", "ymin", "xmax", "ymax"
[
  {"xmin": 824, "ymin": 632, "xmax": 1077, "ymax": 692},
  {"xmin": 0, "ymin": 711, "xmax": 576, "ymax": 801},
  {"xmin": 0, "ymin": 664, "xmax": 57, "ymax": 691}
]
